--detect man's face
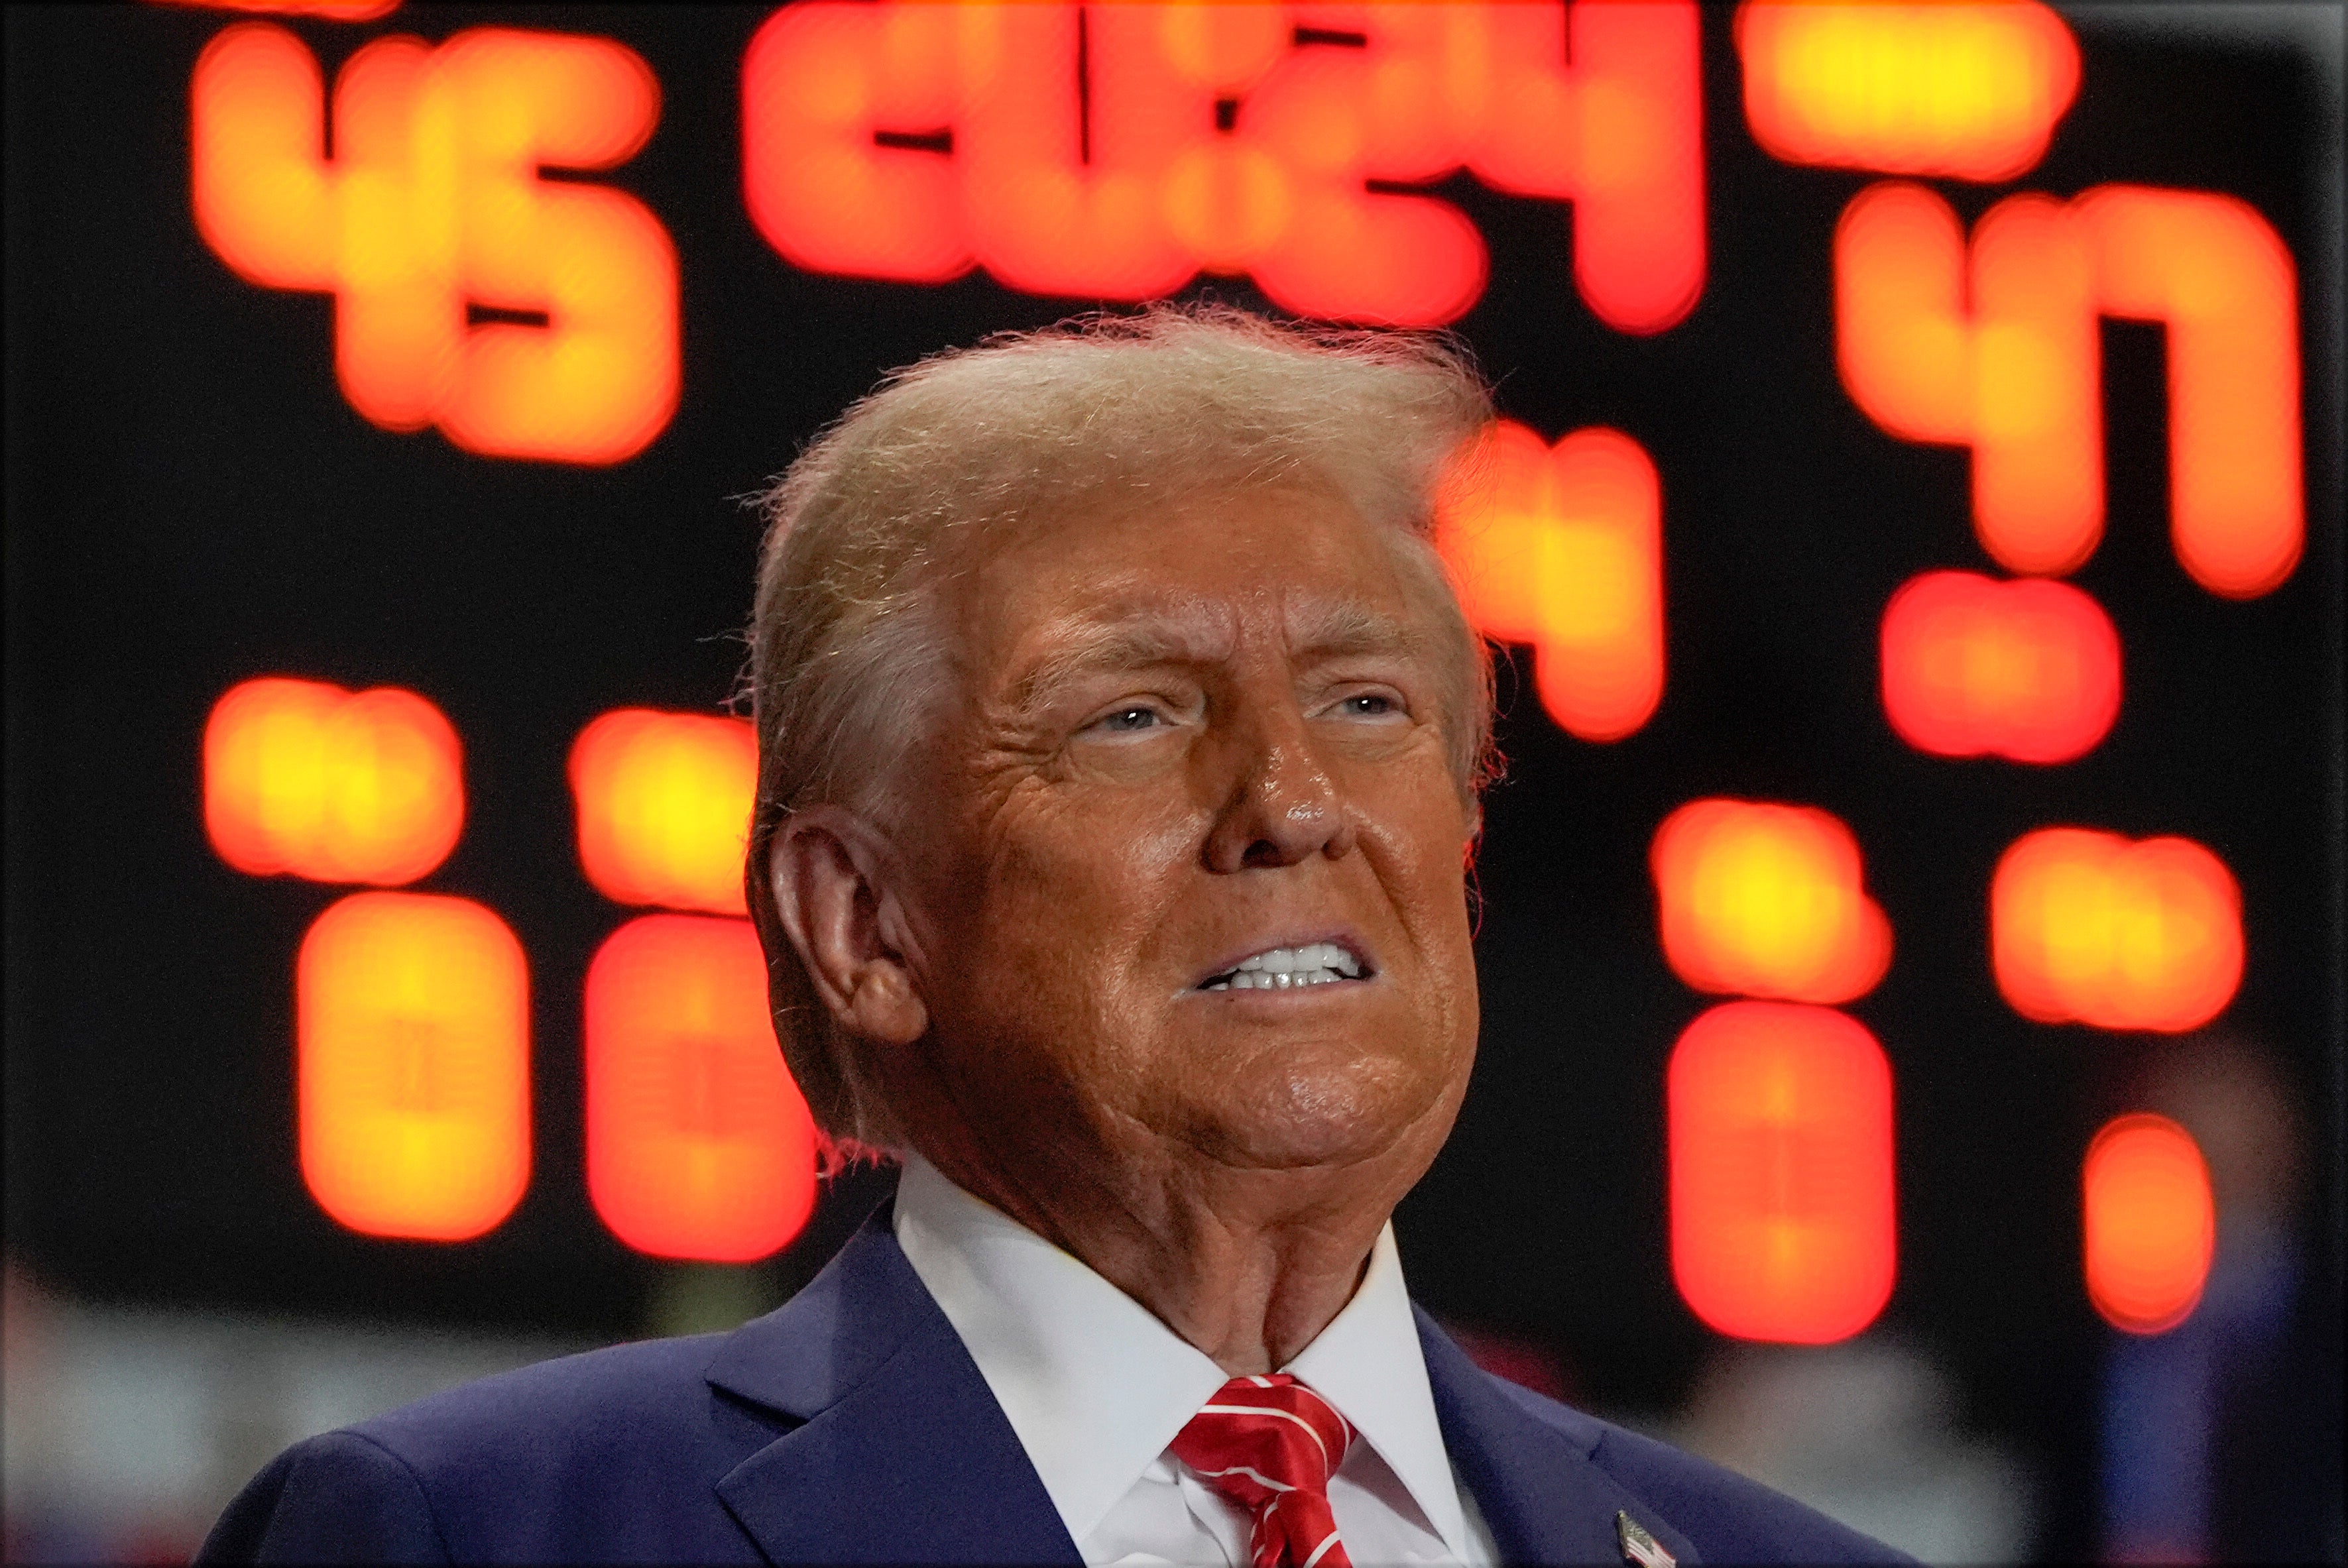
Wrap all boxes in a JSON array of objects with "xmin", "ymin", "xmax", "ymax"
[{"xmin": 896, "ymin": 483, "xmax": 1479, "ymax": 1191}]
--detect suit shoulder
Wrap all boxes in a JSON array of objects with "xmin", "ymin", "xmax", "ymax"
[
  {"xmin": 1489, "ymin": 1378, "xmax": 1916, "ymax": 1565},
  {"xmin": 349, "ymin": 1333, "xmax": 723, "ymax": 1455},
  {"xmin": 202, "ymin": 1331, "xmax": 791, "ymax": 1563},
  {"xmin": 198, "ymin": 1429, "xmax": 450, "ymax": 1563}
]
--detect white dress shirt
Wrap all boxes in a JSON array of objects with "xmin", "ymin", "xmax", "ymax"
[{"xmin": 893, "ymin": 1154, "xmax": 1500, "ymax": 1567}]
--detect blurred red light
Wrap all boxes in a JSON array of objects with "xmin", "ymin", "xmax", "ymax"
[
  {"xmin": 2084, "ymin": 1113, "xmax": 2214, "ymax": 1335},
  {"xmin": 585, "ymin": 915, "xmax": 818, "ymax": 1262},
  {"xmin": 298, "ymin": 893, "xmax": 531, "ymax": 1241},
  {"xmin": 1836, "ymin": 179, "xmax": 2300, "ymax": 594},
  {"xmin": 1880, "ymin": 571, "xmax": 2121, "ymax": 763},
  {"xmin": 149, "ymin": 0, "xmax": 397, "ymax": 17},
  {"xmin": 1738, "ymin": 1, "xmax": 2080, "ymax": 181},
  {"xmin": 205, "ymin": 677, "xmax": 463, "ymax": 885},
  {"xmin": 740, "ymin": 1, "xmax": 1701, "ymax": 331},
  {"xmin": 191, "ymin": 22, "xmax": 677, "ymax": 464},
  {"xmin": 1992, "ymin": 828, "xmax": 2243, "ymax": 1032},
  {"xmin": 569, "ymin": 710, "xmax": 756, "ymax": 915},
  {"xmin": 1437, "ymin": 421, "xmax": 1665, "ymax": 742},
  {"xmin": 1669, "ymin": 1001, "xmax": 1897, "ymax": 1345},
  {"xmin": 1652, "ymin": 799, "xmax": 1891, "ymax": 1004},
  {"xmin": 2078, "ymin": 185, "xmax": 2304, "ymax": 598}
]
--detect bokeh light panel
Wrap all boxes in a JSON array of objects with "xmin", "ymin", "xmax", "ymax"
[
  {"xmin": 1992, "ymin": 828, "xmax": 2243, "ymax": 1032},
  {"xmin": 1835, "ymin": 178, "xmax": 2301, "ymax": 594},
  {"xmin": 152, "ymin": 0, "xmax": 398, "ymax": 17},
  {"xmin": 298, "ymin": 892, "xmax": 532, "ymax": 1241},
  {"xmin": 2083, "ymin": 1113, "xmax": 2215, "ymax": 1335},
  {"xmin": 1652, "ymin": 799, "xmax": 1892, "ymax": 1004},
  {"xmin": 1437, "ymin": 421, "xmax": 1665, "ymax": 742},
  {"xmin": 742, "ymin": 1, "xmax": 1703, "ymax": 331},
  {"xmin": 205, "ymin": 677, "xmax": 463, "ymax": 885},
  {"xmin": 2078, "ymin": 185, "xmax": 2304, "ymax": 598},
  {"xmin": 570, "ymin": 709, "xmax": 758, "ymax": 916},
  {"xmin": 191, "ymin": 22, "xmax": 677, "ymax": 463},
  {"xmin": 1879, "ymin": 570, "xmax": 2121, "ymax": 763},
  {"xmin": 1669, "ymin": 1001, "xmax": 1897, "ymax": 1345},
  {"xmin": 585, "ymin": 915, "xmax": 818, "ymax": 1262},
  {"xmin": 1736, "ymin": 0, "xmax": 2079, "ymax": 182}
]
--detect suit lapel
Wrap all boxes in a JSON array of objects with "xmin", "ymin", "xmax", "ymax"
[
  {"xmin": 705, "ymin": 1211, "xmax": 1083, "ymax": 1565},
  {"xmin": 1417, "ymin": 1309, "xmax": 1703, "ymax": 1566}
]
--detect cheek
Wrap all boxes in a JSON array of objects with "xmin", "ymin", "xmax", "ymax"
[
  {"xmin": 942, "ymin": 781, "xmax": 1201, "ymax": 1016},
  {"xmin": 1356, "ymin": 772, "xmax": 1479, "ymax": 1005}
]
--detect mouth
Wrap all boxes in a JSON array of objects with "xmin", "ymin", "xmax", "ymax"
[{"xmin": 1195, "ymin": 939, "xmax": 1374, "ymax": 992}]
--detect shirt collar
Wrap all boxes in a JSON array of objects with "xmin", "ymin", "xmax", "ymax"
[{"xmin": 891, "ymin": 1154, "xmax": 1472, "ymax": 1557}]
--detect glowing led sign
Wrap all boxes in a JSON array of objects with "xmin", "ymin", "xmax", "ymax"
[
  {"xmin": 1992, "ymin": 828, "xmax": 2243, "ymax": 1032},
  {"xmin": 1669, "ymin": 1001, "xmax": 1897, "ymax": 1345},
  {"xmin": 742, "ymin": 1, "xmax": 1704, "ymax": 331},
  {"xmin": 585, "ymin": 915, "xmax": 819, "ymax": 1261},
  {"xmin": 152, "ymin": 0, "xmax": 397, "ymax": 16},
  {"xmin": 1652, "ymin": 799, "xmax": 1892, "ymax": 1004},
  {"xmin": 190, "ymin": 22, "xmax": 678, "ymax": 464},
  {"xmin": 1737, "ymin": 0, "xmax": 2080, "ymax": 180},
  {"xmin": 1836, "ymin": 180, "xmax": 2302, "ymax": 594},
  {"xmin": 2083, "ymin": 1113, "xmax": 2214, "ymax": 1335},
  {"xmin": 570, "ymin": 709, "xmax": 757, "ymax": 916},
  {"xmin": 1437, "ymin": 421, "xmax": 1665, "ymax": 742},
  {"xmin": 298, "ymin": 891, "xmax": 531, "ymax": 1240},
  {"xmin": 205, "ymin": 676, "xmax": 464, "ymax": 885},
  {"xmin": 1879, "ymin": 570, "xmax": 2121, "ymax": 763}
]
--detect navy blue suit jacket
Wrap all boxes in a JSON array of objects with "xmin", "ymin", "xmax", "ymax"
[{"xmin": 200, "ymin": 1211, "xmax": 1907, "ymax": 1564}]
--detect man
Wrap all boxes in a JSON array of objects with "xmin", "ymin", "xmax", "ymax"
[{"xmin": 202, "ymin": 310, "xmax": 1905, "ymax": 1565}]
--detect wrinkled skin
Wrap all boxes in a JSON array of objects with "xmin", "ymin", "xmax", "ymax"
[{"xmin": 768, "ymin": 484, "xmax": 1480, "ymax": 1372}]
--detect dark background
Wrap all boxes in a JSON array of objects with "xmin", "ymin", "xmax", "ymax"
[{"xmin": 6, "ymin": 6, "xmax": 2340, "ymax": 1561}]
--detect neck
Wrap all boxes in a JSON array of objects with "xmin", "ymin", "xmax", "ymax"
[{"xmin": 911, "ymin": 1120, "xmax": 1438, "ymax": 1375}]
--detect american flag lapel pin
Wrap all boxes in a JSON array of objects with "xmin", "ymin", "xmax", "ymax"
[{"xmin": 1616, "ymin": 1510, "xmax": 1676, "ymax": 1568}]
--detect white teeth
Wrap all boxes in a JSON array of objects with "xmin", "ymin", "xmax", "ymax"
[{"xmin": 1204, "ymin": 942, "xmax": 1366, "ymax": 990}]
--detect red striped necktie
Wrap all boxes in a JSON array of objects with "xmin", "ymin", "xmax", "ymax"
[{"xmin": 1169, "ymin": 1373, "xmax": 1356, "ymax": 1568}]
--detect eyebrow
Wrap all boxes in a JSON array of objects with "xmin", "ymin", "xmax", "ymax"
[{"xmin": 1007, "ymin": 596, "xmax": 1433, "ymax": 716}]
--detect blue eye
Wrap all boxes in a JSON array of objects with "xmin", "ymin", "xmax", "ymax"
[
  {"xmin": 1341, "ymin": 694, "xmax": 1396, "ymax": 716},
  {"xmin": 1098, "ymin": 706, "xmax": 1160, "ymax": 732}
]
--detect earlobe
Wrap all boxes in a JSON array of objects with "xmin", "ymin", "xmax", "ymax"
[
  {"xmin": 846, "ymin": 961, "xmax": 929, "ymax": 1046},
  {"xmin": 766, "ymin": 808, "xmax": 930, "ymax": 1044}
]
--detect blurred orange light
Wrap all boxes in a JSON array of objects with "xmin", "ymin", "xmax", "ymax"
[
  {"xmin": 1879, "ymin": 570, "xmax": 2121, "ymax": 763},
  {"xmin": 2084, "ymin": 1113, "xmax": 2215, "ymax": 1335},
  {"xmin": 191, "ymin": 22, "xmax": 677, "ymax": 464},
  {"xmin": 1652, "ymin": 799, "xmax": 1892, "ymax": 1004},
  {"xmin": 569, "ymin": 710, "xmax": 756, "ymax": 916},
  {"xmin": 150, "ymin": 0, "xmax": 394, "ymax": 15},
  {"xmin": 1464, "ymin": 0, "xmax": 1706, "ymax": 333},
  {"xmin": 1737, "ymin": 1, "xmax": 2079, "ymax": 181},
  {"xmin": 1835, "ymin": 179, "xmax": 2302, "ymax": 594},
  {"xmin": 149, "ymin": 0, "xmax": 396, "ymax": 16},
  {"xmin": 1436, "ymin": 421, "xmax": 1665, "ymax": 742},
  {"xmin": 741, "ymin": 1, "xmax": 1701, "ymax": 331},
  {"xmin": 298, "ymin": 892, "xmax": 530, "ymax": 1241},
  {"xmin": 1669, "ymin": 1001, "xmax": 1897, "ymax": 1345},
  {"xmin": 205, "ymin": 677, "xmax": 463, "ymax": 885},
  {"xmin": 1837, "ymin": 181, "xmax": 2102, "ymax": 574},
  {"xmin": 585, "ymin": 915, "xmax": 819, "ymax": 1262},
  {"xmin": 1992, "ymin": 828, "xmax": 2243, "ymax": 1031},
  {"xmin": 2078, "ymin": 185, "xmax": 2304, "ymax": 598}
]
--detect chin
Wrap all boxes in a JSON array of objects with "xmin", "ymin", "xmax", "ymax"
[{"xmin": 1158, "ymin": 1050, "xmax": 1456, "ymax": 1173}]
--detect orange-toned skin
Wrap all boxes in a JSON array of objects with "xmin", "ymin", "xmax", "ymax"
[{"xmin": 769, "ymin": 486, "xmax": 1481, "ymax": 1374}]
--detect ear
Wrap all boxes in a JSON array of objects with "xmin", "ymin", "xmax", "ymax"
[{"xmin": 766, "ymin": 806, "xmax": 931, "ymax": 1048}]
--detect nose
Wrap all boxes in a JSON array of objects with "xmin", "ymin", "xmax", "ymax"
[{"xmin": 1201, "ymin": 695, "xmax": 1356, "ymax": 873}]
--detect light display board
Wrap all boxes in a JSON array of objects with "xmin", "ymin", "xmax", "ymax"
[{"xmin": 5, "ymin": 5, "xmax": 2338, "ymax": 1553}]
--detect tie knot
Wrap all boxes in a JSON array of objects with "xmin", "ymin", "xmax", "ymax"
[{"xmin": 1169, "ymin": 1374, "xmax": 1356, "ymax": 1568}]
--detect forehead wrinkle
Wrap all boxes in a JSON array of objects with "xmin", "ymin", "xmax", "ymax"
[
  {"xmin": 1281, "ymin": 594, "xmax": 1437, "ymax": 665},
  {"xmin": 1006, "ymin": 597, "xmax": 1239, "ymax": 714}
]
